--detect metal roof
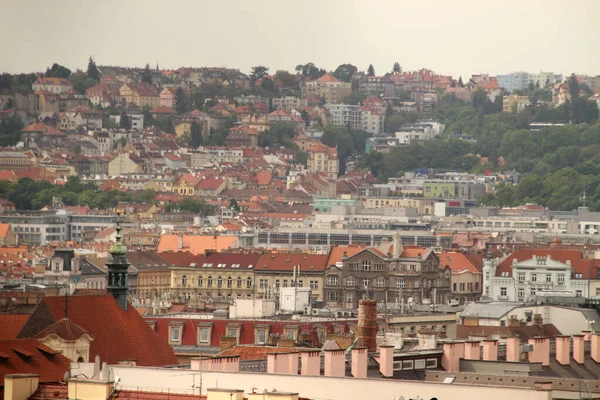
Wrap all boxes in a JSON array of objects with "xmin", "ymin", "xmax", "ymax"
[{"xmin": 460, "ymin": 301, "xmax": 524, "ymax": 319}]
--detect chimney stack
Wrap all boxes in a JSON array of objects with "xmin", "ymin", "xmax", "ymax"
[
  {"xmin": 323, "ymin": 349, "xmax": 345, "ymax": 377},
  {"xmin": 379, "ymin": 345, "xmax": 394, "ymax": 377},
  {"xmin": 392, "ymin": 231, "xmax": 402, "ymax": 258},
  {"xmin": 592, "ymin": 334, "xmax": 600, "ymax": 363},
  {"xmin": 300, "ymin": 350, "xmax": 320, "ymax": 376},
  {"xmin": 464, "ymin": 341, "xmax": 480, "ymax": 360},
  {"xmin": 442, "ymin": 342, "xmax": 464, "ymax": 373},
  {"xmin": 178, "ymin": 233, "xmax": 183, "ymax": 251},
  {"xmin": 528, "ymin": 337, "xmax": 550, "ymax": 366},
  {"xmin": 351, "ymin": 347, "xmax": 368, "ymax": 378},
  {"xmin": 356, "ymin": 299, "xmax": 377, "ymax": 352},
  {"xmin": 482, "ymin": 339, "xmax": 498, "ymax": 361},
  {"xmin": 555, "ymin": 336, "xmax": 570, "ymax": 366},
  {"xmin": 505, "ymin": 337, "xmax": 520, "ymax": 362},
  {"xmin": 573, "ymin": 335, "xmax": 585, "ymax": 364}
]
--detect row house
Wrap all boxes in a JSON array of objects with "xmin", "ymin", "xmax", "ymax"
[
  {"xmin": 307, "ymin": 142, "xmax": 339, "ymax": 179},
  {"xmin": 159, "ymin": 87, "xmax": 176, "ymax": 108},
  {"xmin": 163, "ymin": 252, "xmax": 262, "ymax": 301},
  {"xmin": 67, "ymin": 155, "xmax": 110, "ymax": 176},
  {"xmin": 254, "ymin": 253, "xmax": 328, "ymax": 301},
  {"xmin": 355, "ymin": 74, "xmax": 395, "ymax": 97},
  {"xmin": 85, "ymin": 83, "xmax": 121, "ymax": 107},
  {"xmin": 172, "ymin": 174, "xmax": 228, "ymax": 196},
  {"xmin": 439, "ymin": 252, "xmax": 482, "ymax": 305},
  {"xmin": 119, "ymin": 83, "xmax": 160, "ymax": 108},
  {"xmin": 483, "ymin": 249, "xmax": 593, "ymax": 301},
  {"xmin": 272, "ymin": 96, "xmax": 308, "ymax": 110},
  {"xmin": 325, "ymin": 103, "xmax": 384, "ymax": 135},
  {"xmin": 324, "ymin": 239, "xmax": 451, "ymax": 308}
]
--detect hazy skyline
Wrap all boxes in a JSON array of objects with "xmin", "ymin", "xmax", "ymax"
[{"xmin": 2, "ymin": 0, "xmax": 599, "ymax": 79}]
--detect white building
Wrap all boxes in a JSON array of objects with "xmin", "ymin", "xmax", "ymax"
[
  {"xmin": 483, "ymin": 253, "xmax": 589, "ymax": 302},
  {"xmin": 325, "ymin": 104, "xmax": 384, "ymax": 134},
  {"xmin": 272, "ymin": 96, "xmax": 308, "ymax": 110}
]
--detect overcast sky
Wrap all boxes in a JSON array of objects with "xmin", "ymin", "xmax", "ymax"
[{"xmin": 1, "ymin": 0, "xmax": 598, "ymax": 78}]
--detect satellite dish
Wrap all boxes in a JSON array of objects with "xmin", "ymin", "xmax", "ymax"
[{"xmin": 63, "ymin": 370, "xmax": 71, "ymax": 382}]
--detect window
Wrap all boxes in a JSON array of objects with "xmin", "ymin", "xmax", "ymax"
[
  {"xmin": 275, "ymin": 279, "xmax": 280, "ymax": 288},
  {"xmin": 310, "ymin": 280, "xmax": 319, "ymax": 290},
  {"xmin": 500, "ymin": 287, "xmax": 507, "ymax": 297},
  {"xmin": 182, "ymin": 275, "xmax": 187, "ymax": 286},
  {"xmin": 362, "ymin": 278, "xmax": 370, "ymax": 288},
  {"xmin": 346, "ymin": 277, "xmax": 355, "ymax": 287},
  {"xmin": 349, "ymin": 263, "xmax": 359, "ymax": 271},
  {"xmin": 530, "ymin": 287, "xmax": 536, "ymax": 296},
  {"xmin": 169, "ymin": 325, "xmax": 182, "ymax": 344},
  {"xmin": 518, "ymin": 272, "xmax": 525, "ymax": 282},
  {"xmin": 576, "ymin": 290, "xmax": 583, "ymax": 297},
  {"xmin": 396, "ymin": 279, "xmax": 405, "ymax": 288},
  {"xmin": 207, "ymin": 276, "xmax": 213, "ymax": 287},
  {"xmin": 198, "ymin": 325, "xmax": 212, "ymax": 344},
  {"xmin": 283, "ymin": 280, "xmax": 288, "ymax": 288},
  {"xmin": 575, "ymin": 273, "xmax": 583, "ymax": 279},
  {"xmin": 247, "ymin": 277, "xmax": 252, "ymax": 288},
  {"xmin": 327, "ymin": 276, "xmax": 339, "ymax": 285},
  {"xmin": 237, "ymin": 277, "xmax": 242, "ymax": 288},
  {"xmin": 198, "ymin": 276, "xmax": 203, "ymax": 287},
  {"xmin": 328, "ymin": 291, "xmax": 339, "ymax": 301},
  {"xmin": 531, "ymin": 273, "xmax": 537, "ymax": 282},
  {"xmin": 517, "ymin": 289, "xmax": 524, "ymax": 299},
  {"xmin": 546, "ymin": 274, "xmax": 552, "ymax": 283},
  {"xmin": 255, "ymin": 328, "xmax": 268, "ymax": 344},
  {"xmin": 557, "ymin": 274, "xmax": 565, "ymax": 285},
  {"xmin": 217, "ymin": 276, "xmax": 223, "ymax": 288},
  {"xmin": 363, "ymin": 261, "xmax": 371, "ymax": 271},
  {"xmin": 346, "ymin": 292, "xmax": 353, "ymax": 303},
  {"xmin": 374, "ymin": 263, "xmax": 384, "ymax": 271}
]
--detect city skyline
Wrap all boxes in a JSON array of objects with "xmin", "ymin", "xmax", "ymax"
[{"xmin": 1, "ymin": 0, "xmax": 599, "ymax": 78}]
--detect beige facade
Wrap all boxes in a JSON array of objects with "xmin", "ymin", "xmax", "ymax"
[
  {"xmin": 450, "ymin": 270, "xmax": 482, "ymax": 305},
  {"xmin": 108, "ymin": 153, "xmax": 142, "ymax": 177},
  {"xmin": 307, "ymin": 144, "xmax": 339, "ymax": 178},
  {"xmin": 503, "ymin": 94, "xmax": 530, "ymax": 113},
  {"xmin": 37, "ymin": 331, "xmax": 93, "ymax": 363}
]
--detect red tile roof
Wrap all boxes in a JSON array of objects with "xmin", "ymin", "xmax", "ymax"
[
  {"xmin": 0, "ymin": 315, "xmax": 29, "ymax": 340},
  {"xmin": 256, "ymin": 253, "xmax": 328, "ymax": 272},
  {"xmin": 157, "ymin": 235, "xmax": 239, "ymax": 255},
  {"xmin": 495, "ymin": 249, "xmax": 593, "ymax": 278},
  {"xmin": 439, "ymin": 252, "xmax": 479, "ymax": 273},
  {"xmin": 195, "ymin": 177, "xmax": 225, "ymax": 190},
  {"xmin": 0, "ymin": 339, "xmax": 71, "ymax": 384},
  {"xmin": 34, "ymin": 318, "xmax": 89, "ymax": 341},
  {"xmin": 316, "ymin": 73, "xmax": 340, "ymax": 83},
  {"xmin": 327, "ymin": 245, "xmax": 369, "ymax": 267},
  {"xmin": 19, "ymin": 295, "xmax": 177, "ymax": 366}
]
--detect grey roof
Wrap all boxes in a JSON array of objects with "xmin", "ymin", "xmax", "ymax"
[
  {"xmin": 79, "ymin": 259, "xmax": 107, "ymax": 276},
  {"xmin": 460, "ymin": 301, "xmax": 524, "ymax": 319}
]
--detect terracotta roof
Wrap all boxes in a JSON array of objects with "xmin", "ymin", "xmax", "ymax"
[
  {"xmin": 34, "ymin": 77, "xmax": 72, "ymax": 86},
  {"xmin": 217, "ymin": 345, "xmax": 312, "ymax": 361},
  {"xmin": 157, "ymin": 235, "xmax": 239, "ymax": 255},
  {"xmin": 159, "ymin": 251, "xmax": 261, "ymax": 269},
  {"xmin": 150, "ymin": 106, "xmax": 176, "ymax": 114},
  {"xmin": 18, "ymin": 295, "xmax": 178, "ymax": 366},
  {"xmin": 254, "ymin": 170, "xmax": 272, "ymax": 186},
  {"xmin": 316, "ymin": 73, "xmax": 340, "ymax": 83},
  {"xmin": 195, "ymin": 177, "xmax": 225, "ymax": 190},
  {"xmin": 495, "ymin": 249, "xmax": 593, "ymax": 278},
  {"xmin": 256, "ymin": 253, "xmax": 328, "ymax": 272},
  {"xmin": 327, "ymin": 245, "xmax": 369, "ymax": 267},
  {"xmin": 34, "ymin": 318, "xmax": 90, "ymax": 341},
  {"xmin": 0, "ymin": 315, "xmax": 29, "ymax": 340},
  {"xmin": 439, "ymin": 252, "xmax": 479, "ymax": 273},
  {"xmin": 0, "ymin": 339, "xmax": 71, "ymax": 384}
]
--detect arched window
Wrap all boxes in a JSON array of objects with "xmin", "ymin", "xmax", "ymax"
[
  {"xmin": 247, "ymin": 277, "xmax": 252, "ymax": 288},
  {"xmin": 217, "ymin": 276, "xmax": 223, "ymax": 288},
  {"xmin": 182, "ymin": 275, "xmax": 187, "ymax": 286},
  {"xmin": 227, "ymin": 277, "xmax": 232, "ymax": 288},
  {"xmin": 346, "ymin": 277, "xmax": 355, "ymax": 287},
  {"xmin": 237, "ymin": 277, "xmax": 242, "ymax": 288},
  {"xmin": 198, "ymin": 276, "xmax": 203, "ymax": 287},
  {"xmin": 207, "ymin": 276, "xmax": 213, "ymax": 287}
]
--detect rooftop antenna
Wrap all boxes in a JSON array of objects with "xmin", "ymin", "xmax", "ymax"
[{"xmin": 580, "ymin": 185, "xmax": 588, "ymax": 208}]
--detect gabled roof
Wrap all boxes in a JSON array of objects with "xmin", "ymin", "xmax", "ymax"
[
  {"xmin": 495, "ymin": 249, "xmax": 593, "ymax": 278},
  {"xmin": 316, "ymin": 73, "xmax": 340, "ymax": 83},
  {"xmin": 18, "ymin": 295, "xmax": 178, "ymax": 366},
  {"xmin": 439, "ymin": 252, "xmax": 479, "ymax": 273},
  {"xmin": 0, "ymin": 339, "xmax": 71, "ymax": 384},
  {"xmin": 327, "ymin": 245, "xmax": 369, "ymax": 267},
  {"xmin": 195, "ymin": 177, "xmax": 225, "ymax": 190},
  {"xmin": 34, "ymin": 318, "xmax": 90, "ymax": 341}
]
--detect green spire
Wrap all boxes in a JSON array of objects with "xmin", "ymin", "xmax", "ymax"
[{"xmin": 109, "ymin": 211, "xmax": 127, "ymax": 257}]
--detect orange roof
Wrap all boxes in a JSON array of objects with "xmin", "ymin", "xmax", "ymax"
[
  {"xmin": 316, "ymin": 73, "xmax": 340, "ymax": 83},
  {"xmin": 150, "ymin": 106, "xmax": 176, "ymax": 114},
  {"xmin": 439, "ymin": 252, "xmax": 479, "ymax": 273},
  {"xmin": 34, "ymin": 318, "xmax": 90, "ymax": 341},
  {"xmin": 195, "ymin": 177, "xmax": 225, "ymax": 190},
  {"xmin": 157, "ymin": 235, "xmax": 239, "ymax": 255},
  {"xmin": 0, "ymin": 339, "xmax": 71, "ymax": 384},
  {"xmin": 256, "ymin": 253, "xmax": 328, "ymax": 272},
  {"xmin": 0, "ymin": 224, "xmax": 10, "ymax": 239},
  {"xmin": 0, "ymin": 315, "xmax": 29, "ymax": 340},
  {"xmin": 327, "ymin": 245, "xmax": 369, "ymax": 267},
  {"xmin": 255, "ymin": 170, "xmax": 272, "ymax": 186},
  {"xmin": 218, "ymin": 223, "xmax": 242, "ymax": 231}
]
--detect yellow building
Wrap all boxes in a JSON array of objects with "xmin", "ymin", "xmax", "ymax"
[
  {"xmin": 502, "ymin": 94, "xmax": 530, "ymax": 113},
  {"xmin": 307, "ymin": 142, "xmax": 339, "ymax": 178},
  {"xmin": 119, "ymin": 83, "xmax": 160, "ymax": 108},
  {"xmin": 174, "ymin": 121, "xmax": 192, "ymax": 138}
]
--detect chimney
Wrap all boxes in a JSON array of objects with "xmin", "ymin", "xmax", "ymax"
[
  {"xmin": 592, "ymin": 333, "xmax": 600, "ymax": 363},
  {"xmin": 528, "ymin": 337, "xmax": 550, "ymax": 366},
  {"xmin": 356, "ymin": 299, "xmax": 377, "ymax": 352},
  {"xmin": 267, "ymin": 353, "xmax": 298, "ymax": 375},
  {"xmin": 506, "ymin": 337, "xmax": 520, "ymax": 362},
  {"xmin": 177, "ymin": 233, "xmax": 184, "ymax": 251},
  {"xmin": 351, "ymin": 347, "xmax": 368, "ymax": 378},
  {"xmin": 92, "ymin": 355, "xmax": 101, "ymax": 378},
  {"xmin": 4, "ymin": 374, "xmax": 39, "ymax": 400},
  {"xmin": 219, "ymin": 336, "xmax": 238, "ymax": 351},
  {"xmin": 68, "ymin": 378, "xmax": 113, "ymax": 400},
  {"xmin": 323, "ymin": 349, "xmax": 345, "ymax": 377},
  {"xmin": 190, "ymin": 357, "xmax": 212, "ymax": 371},
  {"xmin": 392, "ymin": 231, "xmax": 402, "ymax": 258},
  {"xmin": 379, "ymin": 345, "xmax": 394, "ymax": 377},
  {"xmin": 573, "ymin": 335, "xmax": 585, "ymax": 364},
  {"xmin": 442, "ymin": 342, "xmax": 464, "ymax": 373},
  {"xmin": 209, "ymin": 356, "xmax": 239, "ymax": 372},
  {"xmin": 300, "ymin": 350, "xmax": 320, "ymax": 376},
  {"xmin": 417, "ymin": 331, "xmax": 437, "ymax": 350},
  {"xmin": 464, "ymin": 341, "xmax": 480, "ymax": 360},
  {"xmin": 555, "ymin": 336, "xmax": 570, "ymax": 366},
  {"xmin": 582, "ymin": 330, "xmax": 592, "ymax": 341},
  {"xmin": 482, "ymin": 339, "xmax": 498, "ymax": 361}
]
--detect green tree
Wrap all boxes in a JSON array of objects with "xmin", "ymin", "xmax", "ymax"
[
  {"xmin": 250, "ymin": 66, "xmax": 269, "ymax": 84},
  {"xmin": 341, "ymin": 92, "xmax": 366, "ymax": 105},
  {"xmin": 190, "ymin": 121, "xmax": 202, "ymax": 148},
  {"xmin": 175, "ymin": 87, "xmax": 187, "ymax": 113},
  {"xmin": 119, "ymin": 111, "xmax": 130, "ymax": 129},
  {"xmin": 367, "ymin": 64, "xmax": 375, "ymax": 76},
  {"xmin": 229, "ymin": 198, "xmax": 240, "ymax": 212},
  {"xmin": 333, "ymin": 64, "xmax": 358, "ymax": 82},
  {"xmin": 392, "ymin": 62, "xmax": 402, "ymax": 73},
  {"xmin": 274, "ymin": 70, "xmax": 297, "ymax": 89},
  {"xmin": 69, "ymin": 71, "xmax": 97, "ymax": 94},
  {"xmin": 295, "ymin": 63, "xmax": 326, "ymax": 80},
  {"xmin": 458, "ymin": 76, "xmax": 464, "ymax": 87},
  {"xmin": 45, "ymin": 63, "xmax": 71, "ymax": 78},
  {"xmin": 86, "ymin": 56, "xmax": 100, "ymax": 81},
  {"xmin": 141, "ymin": 63, "xmax": 152, "ymax": 84}
]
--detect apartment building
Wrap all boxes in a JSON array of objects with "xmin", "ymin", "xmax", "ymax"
[
  {"xmin": 325, "ymin": 104, "xmax": 384, "ymax": 134},
  {"xmin": 272, "ymin": 96, "xmax": 308, "ymax": 110},
  {"xmin": 503, "ymin": 94, "xmax": 530, "ymax": 113},
  {"xmin": 301, "ymin": 74, "xmax": 351, "ymax": 104},
  {"xmin": 307, "ymin": 142, "xmax": 339, "ymax": 178}
]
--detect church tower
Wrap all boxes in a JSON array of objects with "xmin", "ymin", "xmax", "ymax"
[{"xmin": 106, "ymin": 211, "xmax": 130, "ymax": 310}]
